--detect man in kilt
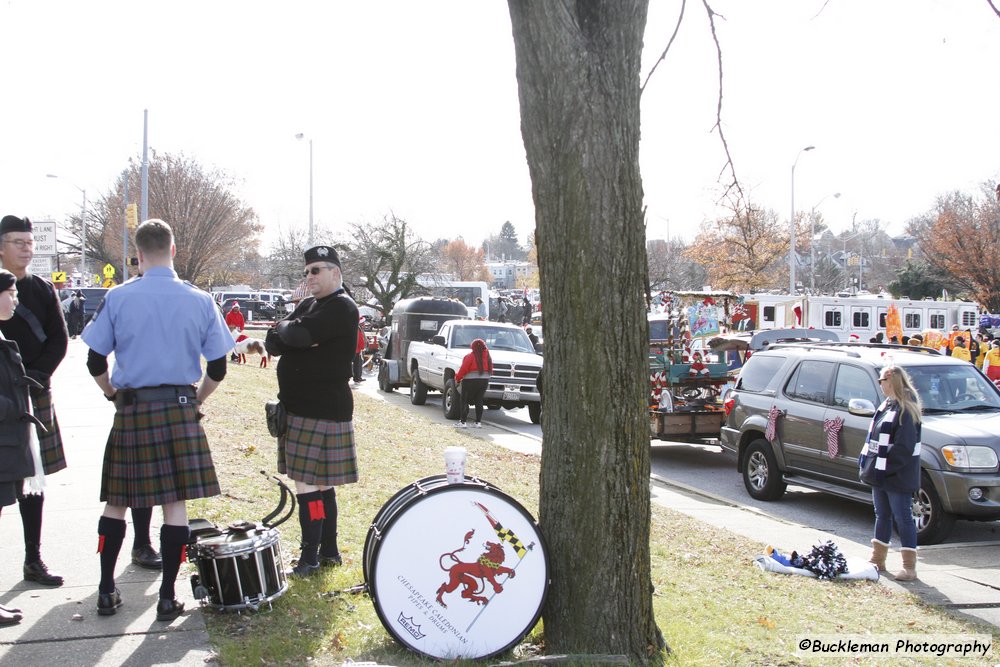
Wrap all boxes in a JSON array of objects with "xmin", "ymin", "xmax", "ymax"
[
  {"xmin": 265, "ymin": 245, "xmax": 359, "ymax": 577},
  {"xmin": 0, "ymin": 215, "xmax": 68, "ymax": 587},
  {"xmin": 81, "ymin": 219, "xmax": 233, "ymax": 621}
]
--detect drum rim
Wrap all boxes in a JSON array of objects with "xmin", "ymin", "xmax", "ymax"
[
  {"xmin": 366, "ymin": 483, "xmax": 549, "ymax": 660},
  {"xmin": 191, "ymin": 529, "xmax": 281, "ymax": 557}
]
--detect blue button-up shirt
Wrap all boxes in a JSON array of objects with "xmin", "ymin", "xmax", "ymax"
[{"xmin": 81, "ymin": 266, "xmax": 234, "ymax": 388}]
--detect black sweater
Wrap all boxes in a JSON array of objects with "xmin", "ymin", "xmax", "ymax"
[{"xmin": 0, "ymin": 274, "xmax": 68, "ymax": 385}]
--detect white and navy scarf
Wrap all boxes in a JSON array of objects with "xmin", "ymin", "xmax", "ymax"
[{"xmin": 860, "ymin": 399, "xmax": 896, "ymax": 485}]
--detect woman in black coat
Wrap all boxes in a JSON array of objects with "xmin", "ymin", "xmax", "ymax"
[{"xmin": 0, "ymin": 269, "xmax": 40, "ymax": 625}]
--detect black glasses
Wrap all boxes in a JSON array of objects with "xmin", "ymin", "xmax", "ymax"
[
  {"xmin": 302, "ymin": 266, "xmax": 334, "ymax": 277},
  {"xmin": 4, "ymin": 239, "xmax": 33, "ymax": 249}
]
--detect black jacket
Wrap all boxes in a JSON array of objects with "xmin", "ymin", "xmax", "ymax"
[{"xmin": 0, "ymin": 337, "xmax": 36, "ymax": 483}]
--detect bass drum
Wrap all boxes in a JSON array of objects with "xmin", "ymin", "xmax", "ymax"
[{"xmin": 365, "ymin": 476, "xmax": 548, "ymax": 660}]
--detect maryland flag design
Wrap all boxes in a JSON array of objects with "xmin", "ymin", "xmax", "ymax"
[{"xmin": 473, "ymin": 501, "xmax": 528, "ymax": 558}]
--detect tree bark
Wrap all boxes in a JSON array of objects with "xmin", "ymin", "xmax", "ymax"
[{"xmin": 508, "ymin": 2, "xmax": 663, "ymax": 663}]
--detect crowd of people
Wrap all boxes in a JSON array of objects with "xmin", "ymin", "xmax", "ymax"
[
  {"xmin": 0, "ymin": 215, "xmax": 361, "ymax": 626},
  {"xmin": 865, "ymin": 325, "xmax": 1000, "ymax": 383}
]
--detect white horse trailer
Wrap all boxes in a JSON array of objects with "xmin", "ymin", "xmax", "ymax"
[{"xmin": 743, "ymin": 294, "xmax": 979, "ymax": 342}]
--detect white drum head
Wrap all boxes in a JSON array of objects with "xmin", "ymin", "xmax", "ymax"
[{"xmin": 369, "ymin": 485, "xmax": 548, "ymax": 660}]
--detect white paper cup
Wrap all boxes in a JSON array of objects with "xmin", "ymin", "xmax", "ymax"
[{"xmin": 444, "ymin": 446, "xmax": 467, "ymax": 484}]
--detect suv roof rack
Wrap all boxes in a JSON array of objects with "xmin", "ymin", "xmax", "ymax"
[{"xmin": 765, "ymin": 341, "xmax": 943, "ymax": 357}]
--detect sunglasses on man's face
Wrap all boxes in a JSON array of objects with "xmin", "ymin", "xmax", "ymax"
[{"xmin": 302, "ymin": 266, "xmax": 334, "ymax": 277}]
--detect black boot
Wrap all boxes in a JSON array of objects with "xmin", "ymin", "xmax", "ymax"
[
  {"xmin": 130, "ymin": 507, "xmax": 162, "ymax": 570},
  {"xmin": 97, "ymin": 516, "xmax": 127, "ymax": 615},
  {"xmin": 157, "ymin": 524, "xmax": 190, "ymax": 621},
  {"xmin": 20, "ymin": 494, "xmax": 63, "ymax": 587},
  {"xmin": 318, "ymin": 487, "xmax": 342, "ymax": 567},
  {"xmin": 291, "ymin": 491, "xmax": 324, "ymax": 577}
]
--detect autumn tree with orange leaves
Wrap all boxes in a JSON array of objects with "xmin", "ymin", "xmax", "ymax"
[
  {"xmin": 685, "ymin": 197, "xmax": 806, "ymax": 293},
  {"xmin": 908, "ymin": 180, "xmax": 1000, "ymax": 311},
  {"xmin": 437, "ymin": 239, "xmax": 490, "ymax": 281}
]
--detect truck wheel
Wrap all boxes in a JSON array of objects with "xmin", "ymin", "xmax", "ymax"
[
  {"xmin": 741, "ymin": 438, "xmax": 786, "ymax": 501},
  {"xmin": 528, "ymin": 402, "xmax": 542, "ymax": 424},
  {"xmin": 443, "ymin": 379, "xmax": 461, "ymax": 420},
  {"xmin": 410, "ymin": 369, "xmax": 427, "ymax": 405},
  {"xmin": 378, "ymin": 362, "xmax": 393, "ymax": 393},
  {"xmin": 914, "ymin": 473, "xmax": 956, "ymax": 545}
]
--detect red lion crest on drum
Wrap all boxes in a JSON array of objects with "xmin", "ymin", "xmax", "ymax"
[{"xmin": 435, "ymin": 529, "xmax": 515, "ymax": 608}]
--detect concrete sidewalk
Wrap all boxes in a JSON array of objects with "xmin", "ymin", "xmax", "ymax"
[
  {"xmin": 0, "ymin": 339, "xmax": 214, "ymax": 666},
  {"xmin": 651, "ymin": 475, "xmax": 1000, "ymax": 632}
]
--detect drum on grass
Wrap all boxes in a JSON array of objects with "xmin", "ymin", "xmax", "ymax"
[
  {"xmin": 365, "ymin": 476, "xmax": 549, "ymax": 660},
  {"xmin": 189, "ymin": 521, "xmax": 287, "ymax": 611}
]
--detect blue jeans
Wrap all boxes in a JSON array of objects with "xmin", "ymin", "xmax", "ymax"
[{"xmin": 872, "ymin": 486, "xmax": 917, "ymax": 548}]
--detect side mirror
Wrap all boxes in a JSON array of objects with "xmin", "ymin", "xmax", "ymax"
[
  {"xmin": 534, "ymin": 342, "xmax": 544, "ymax": 355},
  {"xmin": 430, "ymin": 335, "xmax": 446, "ymax": 346},
  {"xmin": 848, "ymin": 398, "xmax": 876, "ymax": 417}
]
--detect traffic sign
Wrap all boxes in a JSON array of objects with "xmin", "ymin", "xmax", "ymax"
[
  {"xmin": 103, "ymin": 278, "xmax": 116, "ymax": 288},
  {"xmin": 32, "ymin": 221, "xmax": 57, "ymax": 256},
  {"xmin": 51, "ymin": 271, "xmax": 67, "ymax": 284},
  {"xmin": 103, "ymin": 263, "xmax": 116, "ymax": 278}
]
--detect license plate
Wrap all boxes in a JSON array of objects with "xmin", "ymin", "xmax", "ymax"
[{"xmin": 502, "ymin": 385, "xmax": 520, "ymax": 401}]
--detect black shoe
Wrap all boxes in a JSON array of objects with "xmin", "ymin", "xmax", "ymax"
[
  {"xmin": 97, "ymin": 588, "xmax": 123, "ymax": 616},
  {"xmin": 23, "ymin": 560, "xmax": 64, "ymax": 587},
  {"xmin": 319, "ymin": 553, "xmax": 342, "ymax": 568},
  {"xmin": 155, "ymin": 598, "xmax": 185, "ymax": 622},
  {"xmin": 131, "ymin": 545, "xmax": 163, "ymax": 570},
  {"xmin": 0, "ymin": 608, "xmax": 22, "ymax": 626},
  {"xmin": 0, "ymin": 603, "xmax": 22, "ymax": 615},
  {"xmin": 288, "ymin": 560, "xmax": 320, "ymax": 578}
]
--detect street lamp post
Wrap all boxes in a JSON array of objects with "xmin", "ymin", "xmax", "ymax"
[
  {"xmin": 789, "ymin": 145, "xmax": 815, "ymax": 294},
  {"xmin": 809, "ymin": 191, "xmax": 841, "ymax": 292},
  {"xmin": 295, "ymin": 133, "xmax": 314, "ymax": 246}
]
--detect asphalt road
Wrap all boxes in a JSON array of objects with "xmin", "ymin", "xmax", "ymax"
[{"xmin": 358, "ymin": 373, "xmax": 1000, "ymax": 547}]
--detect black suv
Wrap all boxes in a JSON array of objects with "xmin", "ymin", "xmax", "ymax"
[{"xmin": 721, "ymin": 342, "xmax": 1000, "ymax": 544}]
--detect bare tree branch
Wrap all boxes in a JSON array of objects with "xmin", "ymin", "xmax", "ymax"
[
  {"xmin": 640, "ymin": 0, "xmax": 686, "ymax": 95},
  {"xmin": 702, "ymin": 0, "xmax": 744, "ymax": 205},
  {"xmin": 988, "ymin": 0, "xmax": 1000, "ymax": 19}
]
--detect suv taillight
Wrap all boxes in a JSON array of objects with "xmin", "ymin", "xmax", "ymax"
[{"xmin": 724, "ymin": 397, "xmax": 735, "ymax": 416}]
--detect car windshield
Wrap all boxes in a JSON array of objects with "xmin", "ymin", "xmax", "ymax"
[
  {"xmin": 452, "ymin": 326, "xmax": 535, "ymax": 353},
  {"xmin": 899, "ymin": 364, "xmax": 1000, "ymax": 412}
]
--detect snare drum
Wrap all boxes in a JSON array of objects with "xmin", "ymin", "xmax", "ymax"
[
  {"xmin": 189, "ymin": 521, "xmax": 287, "ymax": 611},
  {"xmin": 365, "ymin": 476, "xmax": 548, "ymax": 660}
]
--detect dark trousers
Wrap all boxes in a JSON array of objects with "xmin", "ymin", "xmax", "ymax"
[{"xmin": 459, "ymin": 378, "xmax": 489, "ymax": 423}]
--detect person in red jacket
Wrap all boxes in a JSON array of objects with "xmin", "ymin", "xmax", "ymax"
[
  {"xmin": 454, "ymin": 338, "xmax": 492, "ymax": 428},
  {"xmin": 351, "ymin": 318, "xmax": 366, "ymax": 384},
  {"xmin": 225, "ymin": 303, "xmax": 245, "ymax": 362}
]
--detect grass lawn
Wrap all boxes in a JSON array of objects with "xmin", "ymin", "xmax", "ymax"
[{"xmin": 192, "ymin": 360, "xmax": 999, "ymax": 666}]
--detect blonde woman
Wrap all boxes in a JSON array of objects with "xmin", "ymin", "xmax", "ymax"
[{"xmin": 860, "ymin": 365, "xmax": 922, "ymax": 580}]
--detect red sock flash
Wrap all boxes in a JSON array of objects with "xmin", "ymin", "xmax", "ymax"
[
  {"xmin": 97, "ymin": 534, "xmax": 105, "ymax": 553},
  {"xmin": 308, "ymin": 499, "xmax": 326, "ymax": 521}
]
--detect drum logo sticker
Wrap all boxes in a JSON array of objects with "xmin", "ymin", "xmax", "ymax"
[
  {"xmin": 396, "ymin": 612, "xmax": 426, "ymax": 641},
  {"xmin": 435, "ymin": 501, "xmax": 533, "ymax": 623}
]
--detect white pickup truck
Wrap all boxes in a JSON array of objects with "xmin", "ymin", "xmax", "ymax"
[{"xmin": 406, "ymin": 320, "xmax": 543, "ymax": 423}]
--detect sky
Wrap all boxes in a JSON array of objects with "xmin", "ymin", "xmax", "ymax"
[{"xmin": 1, "ymin": 0, "xmax": 998, "ymax": 255}]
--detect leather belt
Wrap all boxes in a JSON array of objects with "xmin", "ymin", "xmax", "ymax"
[{"xmin": 116, "ymin": 385, "xmax": 197, "ymax": 407}]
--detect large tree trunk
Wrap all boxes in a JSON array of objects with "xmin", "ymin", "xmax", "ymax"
[{"xmin": 508, "ymin": 2, "xmax": 663, "ymax": 663}]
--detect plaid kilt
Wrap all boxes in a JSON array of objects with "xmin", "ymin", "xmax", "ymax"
[
  {"xmin": 101, "ymin": 401, "xmax": 220, "ymax": 507},
  {"xmin": 278, "ymin": 413, "xmax": 358, "ymax": 486},
  {"xmin": 31, "ymin": 390, "xmax": 66, "ymax": 475}
]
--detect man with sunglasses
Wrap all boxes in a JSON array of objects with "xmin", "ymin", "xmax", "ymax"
[
  {"xmin": 265, "ymin": 245, "xmax": 359, "ymax": 577},
  {"xmin": 0, "ymin": 215, "xmax": 68, "ymax": 588}
]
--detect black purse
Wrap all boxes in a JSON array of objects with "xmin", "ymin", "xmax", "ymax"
[
  {"xmin": 265, "ymin": 400, "xmax": 287, "ymax": 438},
  {"xmin": 859, "ymin": 453, "xmax": 878, "ymax": 486}
]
